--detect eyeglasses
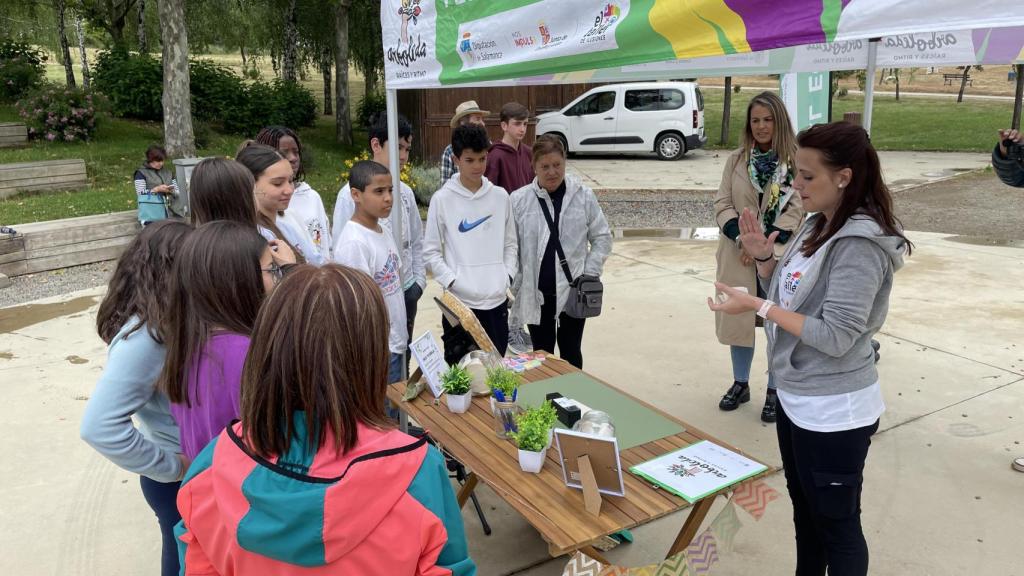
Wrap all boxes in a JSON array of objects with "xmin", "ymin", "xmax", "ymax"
[{"xmin": 261, "ymin": 262, "xmax": 283, "ymax": 284}]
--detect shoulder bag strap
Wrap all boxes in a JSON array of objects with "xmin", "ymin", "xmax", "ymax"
[{"xmin": 535, "ymin": 194, "xmax": 574, "ymax": 284}]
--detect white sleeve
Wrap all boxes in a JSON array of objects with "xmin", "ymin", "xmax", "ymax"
[
  {"xmin": 503, "ymin": 193, "xmax": 519, "ymax": 282},
  {"xmin": 333, "ymin": 235, "xmax": 373, "ymax": 275},
  {"xmin": 331, "ymin": 184, "xmax": 355, "ymax": 253},
  {"xmin": 423, "ymin": 194, "xmax": 456, "ymax": 289},
  {"xmin": 406, "ymin": 185, "xmax": 426, "ymax": 289},
  {"xmin": 312, "ymin": 190, "xmax": 333, "ymax": 261}
]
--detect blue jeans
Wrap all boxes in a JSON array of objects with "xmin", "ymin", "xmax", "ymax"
[
  {"xmin": 730, "ymin": 345, "xmax": 776, "ymax": 390},
  {"xmin": 139, "ymin": 476, "xmax": 181, "ymax": 576},
  {"xmin": 388, "ymin": 352, "xmax": 405, "ymax": 384}
]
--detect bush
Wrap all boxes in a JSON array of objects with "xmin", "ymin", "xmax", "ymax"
[
  {"xmin": 16, "ymin": 83, "xmax": 101, "ymax": 142},
  {"xmin": 92, "ymin": 50, "xmax": 163, "ymax": 120},
  {"xmin": 268, "ymin": 80, "xmax": 318, "ymax": 129},
  {"xmin": 356, "ymin": 91, "xmax": 386, "ymax": 130},
  {"xmin": 0, "ymin": 40, "xmax": 47, "ymax": 102},
  {"xmin": 189, "ymin": 59, "xmax": 246, "ymax": 123},
  {"xmin": 408, "ymin": 163, "xmax": 441, "ymax": 206}
]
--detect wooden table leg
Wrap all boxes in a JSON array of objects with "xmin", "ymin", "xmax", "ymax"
[
  {"xmin": 579, "ymin": 545, "xmax": 611, "ymax": 565},
  {"xmin": 666, "ymin": 496, "xmax": 716, "ymax": 558},
  {"xmin": 456, "ymin": 471, "xmax": 479, "ymax": 509}
]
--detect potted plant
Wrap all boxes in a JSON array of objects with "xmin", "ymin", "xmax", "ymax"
[
  {"xmin": 534, "ymin": 401, "xmax": 558, "ymax": 449},
  {"xmin": 511, "ymin": 407, "xmax": 552, "ymax": 473},
  {"xmin": 441, "ymin": 365, "xmax": 473, "ymax": 413},
  {"xmin": 487, "ymin": 366, "xmax": 521, "ymax": 437}
]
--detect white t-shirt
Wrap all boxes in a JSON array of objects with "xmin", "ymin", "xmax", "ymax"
[
  {"xmin": 774, "ymin": 245, "xmax": 885, "ymax": 433},
  {"xmin": 285, "ymin": 182, "xmax": 332, "ymax": 261},
  {"xmin": 259, "ymin": 212, "xmax": 327, "ymax": 267},
  {"xmin": 333, "ymin": 221, "xmax": 408, "ymax": 354}
]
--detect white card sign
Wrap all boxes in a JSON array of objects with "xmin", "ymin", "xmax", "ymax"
[
  {"xmin": 630, "ymin": 440, "xmax": 767, "ymax": 503},
  {"xmin": 409, "ymin": 331, "xmax": 447, "ymax": 398}
]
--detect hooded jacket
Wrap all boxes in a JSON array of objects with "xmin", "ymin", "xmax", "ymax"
[
  {"xmin": 765, "ymin": 213, "xmax": 906, "ymax": 397},
  {"xmin": 175, "ymin": 418, "xmax": 476, "ymax": 576},
  {"xmin": 991, "ymin": 143, "xmax": 1024, "ymax": 187},
  {"xmin": 484, "ymin": 141, "xmax": 534, "ymax": 194},
  {"xmin": 510, "ymin": 174, "xmax": 612, "ymax": 325},
  {"xmin": 423, "ymin": 175, "xmax": 518, "ymax": 309}
]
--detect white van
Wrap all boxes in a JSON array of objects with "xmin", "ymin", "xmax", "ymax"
[{"xmin": 535, "ymin": 82, "xmax": 706, "ymax": 161}]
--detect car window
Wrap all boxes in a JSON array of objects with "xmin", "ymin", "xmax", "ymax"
[
  {"xmin": 695, "ymin": 86, "xmax": 704, "ymax": 111},
  {"xmin": 659, "ymin": 89, "xmax": 684, "ymax": 110},
  {"xmin": 577, "ymin": 91, "xmax": 616, "ymax": 115},
  {"xmin": 625, "ymin": 89, "xmax": 660, "ymax": 112}
]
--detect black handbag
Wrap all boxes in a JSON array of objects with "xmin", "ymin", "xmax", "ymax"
[{"xmin": 536, "ymin": 195, "xmax": 603, "ymax": 319}]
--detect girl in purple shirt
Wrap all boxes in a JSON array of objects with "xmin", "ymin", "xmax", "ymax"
[{"xmin": 159, "ymin": 221, "xmax": 295, "ymax": 459}]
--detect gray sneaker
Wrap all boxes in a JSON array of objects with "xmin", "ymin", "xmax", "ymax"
[{"xmin": 508, "ymin": 326, "xmax": 533, "ymax": 355}]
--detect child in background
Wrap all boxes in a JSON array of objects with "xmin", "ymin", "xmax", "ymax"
[
  {"xmin": 158, "ymin": 221, "xmax": 295, "ymax": 460},
  {"xmin": 174, "ymin": 265, "xmax": 476, "ymax": 575},
  {"xmin": 334, "ymin": 160, "xmax": 408, "ymax": 384},
  {"xmin": 236, "ymin": 143, "xmax": 326, "ymax": 266},
  {"xmin": 424, "ymin": 124, "xmax": 518, "ymax": 357},
  {"xmin": 334, "ymin": 114, "xmax": 425, "ymax": 357},
  {"xmin": 255, "ymin": 126, "xmax": 332, "ymax": 261},
  {"xmin": 81, "ymin": 220, "xmax": 192, "ymax": 576}
]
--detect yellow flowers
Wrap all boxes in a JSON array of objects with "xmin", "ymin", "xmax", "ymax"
[{"xmin": 339, "ymin": 150, "xmax": 413, "ymax": 186}]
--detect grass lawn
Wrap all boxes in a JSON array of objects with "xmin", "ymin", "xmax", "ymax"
[
  {"xmin": 701, "ymin": 88, "xmax": 1013, "ymax": 152},
  {"xmin": 0, "ymin": 108, "xmax": 365, "ymax": 226}
]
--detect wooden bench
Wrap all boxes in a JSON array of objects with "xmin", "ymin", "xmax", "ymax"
[
  {"xmin": 0, "ymin": 123, "xmax": 28, "ymax": 148},
  {"xmin": 0, "ymin": 159, "xmax": 88, "ymax": 200},
  {"xmin": 0, "ymin": 211, "xmax": 139, "ymax": 277},
  {"xmin": 943, "ymin": 73, "xmax": 972, "ymax": 86}
]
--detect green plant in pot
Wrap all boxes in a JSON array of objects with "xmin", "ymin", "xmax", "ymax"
[
  {"xmin": 511, "ymin": 404, "xmax": 554, "ymax": 473},
  {"xmin": 441, "ymin": 365, "xmax": 473, "ymax": 414},
  {"xmin": 486, "ymin": 365, "xmax": 519, "ymax": 402}
]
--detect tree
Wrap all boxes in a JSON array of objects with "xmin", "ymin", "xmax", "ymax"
[
  {"xmin": 349, "ymin": 0, "xmax": 383, "ymax": 96},
  {"xmin": 281, "ymin": 0, "xmax": 299, "ymax": 81},
  {"xmin": 79, "ymin": 0, "xmax": 139, "ymax": 48},
  {"xmin": 321, "ymin": 47, "xmax": 332, "ymax": 115},
  {"xmin": 156, "ymin": 0, "xmax": 195, "ymax": 157},
  {"xmin": 334, "ymin": 0, "xmax": 352, "ymax": 145},
  {"xmin": 74, "ymin": 10, "xmax": 91, "ymax": 88},
  {"xmin": 719, "ymin": 76, "xmax": 732, "ymax": 146},
  {"xmin": 956, "ymin": 65, "xmax": 982, "ymax": 103},
  {"xmin": 54, "ymin": 0, "xmax": 76, "ymax": 87},
  {"xmin": 137, "ymin": 0, "xmax": 147, "ymax": 52}
]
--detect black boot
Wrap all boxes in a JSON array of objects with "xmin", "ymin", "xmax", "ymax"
[
  {"xmin": 719, "ymin": 381, "xmax": 750, "ymax": 411},
  {"xmin": 761, "ymin": 389, "xmax": 778, "ymax": 423}
]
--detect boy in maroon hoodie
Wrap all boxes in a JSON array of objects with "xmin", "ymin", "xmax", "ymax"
[{"xmin": 485, "ymin": 102, "xmax": 535, "ymax": 194}]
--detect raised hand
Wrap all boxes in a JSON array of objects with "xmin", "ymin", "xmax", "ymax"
[
  {"xmin": 706, "ymin": 281, "xmax": 757, "ymax": 315},
  {"xmin": 737, "ymin": 207, "xmax": 779, "ymax": 260}
]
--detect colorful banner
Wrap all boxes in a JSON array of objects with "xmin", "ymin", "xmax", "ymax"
[{"xmin": 382, "ymin": 1, "xmax": 1024, "ymax": 88}]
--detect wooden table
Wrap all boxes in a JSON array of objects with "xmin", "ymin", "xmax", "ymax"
[{"xmin": 387, "ymin": 357, "xmax": 773, "ymax": 564}]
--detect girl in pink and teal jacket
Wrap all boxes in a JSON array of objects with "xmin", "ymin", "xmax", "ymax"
[{"xmin": 175, "ymin": 264, "xmax": 475, "ymax": 576}]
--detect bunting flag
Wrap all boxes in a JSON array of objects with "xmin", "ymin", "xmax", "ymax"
[
  {"xmin": 562, "ymin": 551, "xmax": 604, "ymax": 576},
  {"xmin": 709, "ymin": 499, "xmax": 743, "ymax": 553},
  {"xmin": 685, "ymin": 530, "xmax": 720, "ymax": 575},
  {"xmin": 732, "ymin": 479, "xmax": 780, "ymax": 521},
  {"xmin": 615, "ymin": 552, "xmax": 690, "ymax": 576}
]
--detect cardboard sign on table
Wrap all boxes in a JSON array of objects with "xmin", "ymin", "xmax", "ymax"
[{"xmin": 554, "ymin": 429, "xmax": 625, "ymax": 516}]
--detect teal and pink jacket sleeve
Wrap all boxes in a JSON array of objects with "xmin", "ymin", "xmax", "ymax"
[{"xmin": 174, "ymin": 419, "xmax": 476, "ymax": 575}]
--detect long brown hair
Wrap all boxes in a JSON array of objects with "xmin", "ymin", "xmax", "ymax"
[
  {"xmin": 158, "ymin": 221, "xmax": 269, "ymax": 406},
  {"xmin": 235, "ymin": 142, "xmax": 305, "ymax": 264},
  {"xmin": 240, "ymin": 264, "xmax": 392, "ymax": 457},
  {"xmin": 96, "ymin": 220, "xmax": 192, "ymax": 344},
  {"xmin": 741, "ymin": 91, "xmax": 796, "ymax": 167},
  {"xmin": 189, "ymin": 158, "xmax": 257, "ymax": 227},
  {"xmin": 797, "ymin": 122, "xmax": 912, "ymax": 257}
]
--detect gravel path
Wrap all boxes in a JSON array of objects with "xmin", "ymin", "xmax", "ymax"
[{"xmin": 0, "ymin": 261, "xmax": 112, "ymax": 309}]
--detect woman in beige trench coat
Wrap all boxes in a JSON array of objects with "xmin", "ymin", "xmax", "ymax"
[{"xmin": 714, "ymin": 91, "xmax": 805, "ymax": 422}]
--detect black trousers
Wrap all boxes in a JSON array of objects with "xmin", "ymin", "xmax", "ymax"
[
  {"xmin": 776, "ymin": 402, "xmax": 879, "ymax": 576},
  {"xmin": 139, "ymin": 476, "xmax": 182, "ymax": 576},
  {"xmin": 527, "ymin": 293, "xmax": 586, "ymax": 369},
  {"xmin": 442, "ymin": 299, "xmax": 509, "ymax": 358}
]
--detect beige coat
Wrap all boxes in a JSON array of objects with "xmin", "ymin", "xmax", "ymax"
[{"xmin": 714, "ymin": 148, "xmax": 806, "ymax": 347}]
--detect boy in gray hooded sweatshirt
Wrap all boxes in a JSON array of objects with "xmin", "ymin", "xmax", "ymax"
[{"xmin": 709, "ymin": 122, "xmax": 910, "ymax": 576}]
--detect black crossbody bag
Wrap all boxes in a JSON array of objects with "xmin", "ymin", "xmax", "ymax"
[{"xmin": 536, "ymin": 194, "xmax": 603, "ymax": 319}]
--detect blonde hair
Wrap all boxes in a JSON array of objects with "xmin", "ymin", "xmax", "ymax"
[{"xmin": 740, "ymin": 91, "xmax": 796, "ymax": 167}]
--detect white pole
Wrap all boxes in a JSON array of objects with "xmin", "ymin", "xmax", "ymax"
[
  {"xmin": 863, "ymin": 38, "xmax": 879, "ymax": 135},
  {"xmin": 385, "ymin": 88, "xmax": 410, "ymax": 430}
]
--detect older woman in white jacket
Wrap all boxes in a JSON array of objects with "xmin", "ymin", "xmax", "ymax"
[{"xmin": 510, "ymin": 135, "xmax": 612, "ymax": 368}]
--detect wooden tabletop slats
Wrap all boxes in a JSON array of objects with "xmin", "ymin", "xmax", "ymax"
[{"xmin": 386, "ymin": 356, "xmax": 772, "ymax": 555}]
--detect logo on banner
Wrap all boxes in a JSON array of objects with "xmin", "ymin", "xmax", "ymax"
[
  {"xmin": 537, "ymin": 20, "xmax": 569, "ymax": 49},
  {"xmin": 511, "ymin": 30, "xmax": 536, "ymax": 49},
  {"xmin": 387, "ymin": 0, "xmax": 428, "ymax": 69},
  {"xmin": 457, "ymin": 31, "xmax": 503, "ymax": 65},
  {"xmin": 581, "ymin": 3, "xmax": 622, "ymax": 45}
]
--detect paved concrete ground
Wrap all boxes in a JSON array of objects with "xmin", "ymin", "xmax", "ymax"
[
  {"xmin": 2, "ymin": 229, "xmax": 1022, "ymax": 575},
  {"xmin": 567, "ymin": 150, "xmax": 990, "ymax": 193}
]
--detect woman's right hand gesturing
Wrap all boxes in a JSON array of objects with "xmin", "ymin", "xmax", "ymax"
[
  {"xmin": 268, "ymin": 239, "xmax": 297, "ymax": 265},
  {"xmin": 737, "ymin": 207, "xmax": 778, "ymax": 260}
]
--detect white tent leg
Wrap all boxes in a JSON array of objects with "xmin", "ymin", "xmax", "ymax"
[
  {"xmin": 863, "ymin": 39, "xmax": 879, "ymax": 135},
  {"xmin": 385, "ymin": 89, "xmax": 410, "ymax": 409}
]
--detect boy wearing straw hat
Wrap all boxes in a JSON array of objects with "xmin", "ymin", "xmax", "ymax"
[{"xmin": 440, "ymin": 100, "xmax": 489, "ymax": 183}]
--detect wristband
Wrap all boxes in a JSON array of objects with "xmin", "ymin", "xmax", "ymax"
[
  {"xmin": 757, "ymin": 299, "xmax": 775, "ymax": 319},
  {"xmin": 754, "ymin": 253, "xmax": 775, "ymax": 262}
]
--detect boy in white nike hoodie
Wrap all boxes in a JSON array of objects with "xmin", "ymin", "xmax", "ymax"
[{"xmin": 424, "ymin": 124, "xmax": 518, "ymax": 357}]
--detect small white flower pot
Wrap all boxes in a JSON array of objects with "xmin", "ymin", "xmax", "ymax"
[
  {"xmin": 446, "ymin": 392, "xmax": 472, "ymax": 414},
  {"xmin": 518, "ymin": 448, "xmax": 547, "ymax": 473}
]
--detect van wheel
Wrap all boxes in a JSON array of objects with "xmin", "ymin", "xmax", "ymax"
[
  {"xmin": 554, "ymin": 133, "xmax": 570, "ymax": 156},
  {"xmin": 655, "ymin": 133, "xmax": 685, "ymax": 161}
]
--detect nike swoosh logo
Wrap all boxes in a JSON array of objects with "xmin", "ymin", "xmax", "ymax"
[{"xmin": 458, "ymin": 215, "xmax": 492, "ymax": 233}]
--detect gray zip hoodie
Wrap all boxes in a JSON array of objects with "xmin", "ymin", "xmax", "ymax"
[{"xmin": 764, "ymin": 213, "xmax": 906, "ymax": 397}]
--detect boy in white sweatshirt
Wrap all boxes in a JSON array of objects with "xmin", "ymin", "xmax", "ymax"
[{"xmin": 424, "ymin": 124, "xmax": 518, "ymax": 357}]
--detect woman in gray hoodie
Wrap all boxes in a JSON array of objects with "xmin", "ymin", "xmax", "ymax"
[{"xmin": 709, "ymin": 122, "xmax": 911, "ymax": 576}]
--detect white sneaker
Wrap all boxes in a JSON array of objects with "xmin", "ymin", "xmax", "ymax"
[
  {"xmin": 1013, "ymin": 457, "xmax": 1024, "ymax": 473},
  {"xmin": 508, "ymin": 326, "xmax": 533, "ymax": 355}
]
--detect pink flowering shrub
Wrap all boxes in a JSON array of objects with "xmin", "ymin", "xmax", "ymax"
[{"xmin": 16, "ymin": 84, "xmax": 102, "ymax": 143}]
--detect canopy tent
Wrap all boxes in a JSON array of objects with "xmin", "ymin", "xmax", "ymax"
[{"xmin": 377, "ymin": 0, "xmax": 1024, "ymax": 366}]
